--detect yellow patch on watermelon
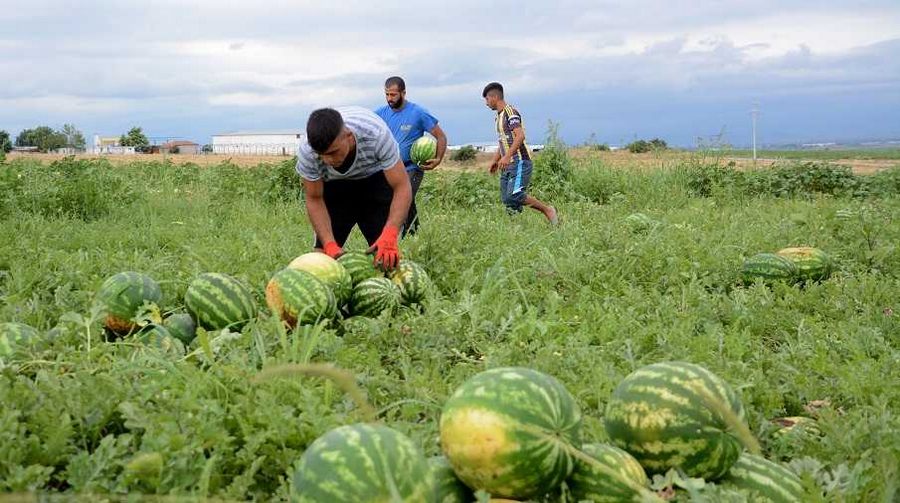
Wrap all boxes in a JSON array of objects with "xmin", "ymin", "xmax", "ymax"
[
  {"xmin": 265, "ymin": 279, "xmax": 296, "ymax": 328},
  {"xmin": 440, "ymin": 407, "xmax": 519, "ymax": 484}
]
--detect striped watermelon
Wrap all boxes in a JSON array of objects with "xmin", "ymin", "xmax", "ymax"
[
  {"xmin": 95, "ymin": 271, "xmax": 162, "ymax": 334},
  {"xmin": 567, "ymin": 443, "xmax": 651, "ymax": 502},
  {"xmin": 624, "ymin": 213, "xmax": 657, "ymax": 233},
  {"xmin": 0, "ymin": 322, "xmax": 39, "ymax": 360},
  {"xmin": 740, "ymin": 253, "xmax": 798, "ymax": 285},
  {"xmin": 184, "ymin": 273, "xmax": 257, "ymax": 330},
  {"xmin": 429, "ymin": 456, "xmax": 473, "ymax": 503},
  {"xmin": 162, "ymin": 313, "xmax": 196, "ymax": 345},
  {"xmin": 136, "ymin": 324, "xmax": 186, "ymax": 356},
  {"xmin": 388, "ymin": 260, "xmax": 431, "ymax": 305},
  {"xmin": 337, "ymin": 251, "xmax": 381, "ymax": 287},
  {"xmin": 350, "ymin": 277, "xmax": 400, "ymax": 317},
  {"xmin": 410, "ymin": 135, "xmax": 437, "ymax": 166},
  {"xmin": 293, "ymin": 423, "xmax": 433, "ymax": 502},
  {"xmin": 721, "ymin": 453, "xmax": 805, "ymax": 503},
  {"xmin": 440, "ymin": 367, "xmax": 582, "ymax": 499},
  {"xmin": 776, "ymin": 247, "xmax": 832, "ymax": 282},
  {"xmin": 603, "ymin": 361, "xmax": 748, "ymax": 480},
  {"xmin": 288, "ymin": 252, "xmax": 352, "ymax": 307},
  {"xmin": 265, "ymin": 268, "xmax": 337, "ymax": 328},
  {"xmin": 771, "ymin": 416, "xmax": 821, "ymax": 438}
]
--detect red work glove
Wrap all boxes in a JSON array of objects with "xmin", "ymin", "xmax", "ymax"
[
  {"xmin": 367, "ymin": 225, "xmax": 400, "ymax": 271},
  {"xmin": 321, "ymin": 241, "xmax": 343, "ymax": 259}
]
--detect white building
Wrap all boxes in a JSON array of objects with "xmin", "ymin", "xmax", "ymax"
[
  {"xmin": 211, "ymin": 130, "xmax": 302, "ymax": 155},
  {"xmin": 91, "ymin": 135, "xmax": 135, "ymax": 155}
]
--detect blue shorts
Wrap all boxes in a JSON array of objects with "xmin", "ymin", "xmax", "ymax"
[{"xmin": 499, "ymin": 159, "xmax": 532, "ymax": 212}]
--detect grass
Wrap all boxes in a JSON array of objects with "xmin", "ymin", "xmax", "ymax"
[
  {"xmin": 729, "ymin": 148, "xmax": 900, "ymax": 161},
  {"xmin": 0, "ymin": 154, "xmax": 898, "ymax": 501}
]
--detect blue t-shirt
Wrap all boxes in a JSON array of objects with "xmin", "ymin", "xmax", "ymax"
[{"xmin": 375, "ymin": 101, "xmax": 438, "ymax": 171}]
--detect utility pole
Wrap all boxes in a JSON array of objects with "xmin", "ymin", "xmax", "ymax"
[{"xmin": 751, "ymin": 102, "xmax": 760, "ymax": 162}]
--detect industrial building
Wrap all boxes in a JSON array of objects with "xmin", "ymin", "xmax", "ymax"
[{"xmin": 211, "ymin": 130, "xmax": 302, "ymax": 155}]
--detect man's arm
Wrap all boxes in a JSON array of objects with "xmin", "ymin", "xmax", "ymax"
[
  {"xmin": 499, "ymin": 126, "xmax": 525, "ymax": 169},
  {"xmin": 366, "ymin": 161, "xmax": 411, "ymax": 270},
  {"xmin": 383, "ymin": 161, "xmax": 412, "ymax": 228},
  {"xmin": 421, "ymin": 124, "xmax": 448, "ymax": 170},
  {"xmin": 488, "ymin": 147, "xmax": 502, "ymax": 173},
  {"xmin": 303, "ymin": 178, "xmax": 338, "ymax": 251}
]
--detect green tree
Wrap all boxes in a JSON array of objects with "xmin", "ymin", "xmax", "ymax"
[
  {"xmin": 15, "ymin": 126, "xmax": 67, "ymax": 152},
  {"xmin": 120, "ymin": 127, "xmax": 150, "ymax": 150},
  {"xmin": 449, "ymin": 145, "xmax": 477, "ymax": 162},
  {"xmin": 0, "ymin": 130, "xmax": 11, "ymax": 153},
  {"xmin": 62, "ymin": 124, "xmax": 86, "ymax": 150}
]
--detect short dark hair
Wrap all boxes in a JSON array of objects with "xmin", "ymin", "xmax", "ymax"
[
  {"xmin": 482, "ymin": 82, "xmax": 503, "ymax": 98},
  {"xmin": 306, "ymin": 108, "xmax": 344, "ymax": 153},
  {"xmin": 385, "ymin": 76, "xmax": 406, "ymax": 91}
]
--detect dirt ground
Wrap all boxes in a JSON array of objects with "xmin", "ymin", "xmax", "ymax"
[{"xmin": 7, "ymin": 150, "xmax": 898, "ymax": 174}]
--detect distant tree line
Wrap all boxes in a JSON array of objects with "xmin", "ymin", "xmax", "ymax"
[{"xmin": 0, "ymin": 125, "xmax": 150, "ymax": 153}]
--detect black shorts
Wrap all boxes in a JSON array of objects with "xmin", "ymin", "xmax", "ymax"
[{"xmin": 312, "ymin": 170, "xmax": 394, "ymax": 248}]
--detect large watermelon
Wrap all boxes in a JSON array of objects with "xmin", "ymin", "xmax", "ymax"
[
  {"xmin": 337, "ymin": 252, "xmax": 381, "ymax": 287},
  {"xmin": 567, "ymin": 443, "xmax": 650, "ymax": 502},
  {"xmin": 265, "ymin": 268, "xmax": 337, "ymax": 328},
  {"xmin": 388, "ymin": 260, "xmax": 431, "ymax": 305},
  {"xmin": 0, "ymin": 322, "xmax": 40, "ymax": 360},
  {"xmin": 603, "ymin": 361, "xmax": 748, "ymax": 480},
  {"xmin": 721, "ymin": 453, "xmax": 805, "ymax": 503},
  {"xmin": 95, "ymin": 271, "xmax": 162, "ymax": 334},
  {"xmin": 349, "ymin": 277, "xmax": 401, "ymax": 317},
  {"xmin": 163, "ymin": 313, "xmax": 196, "ymax": 345},
  {"xmin": 440, "ymin": 367, "xmax": 582, "ymax": 499},
  {"xmin": 740, "ymin": 253, "xmax": 798, "ymax": 285},
  {"xmin": 293, "ymin": 423, "xmax": 433, "ymax": 502},
  {"xmin": 289, "ymin": 252, "xmax": 353, "ymax": 307},
  {"xmin": 184, "ymin": 273, "xmax": 257, "ymax": 330},
  {"xmin": 776, "ymin": 247, "xmax": 832, "ymax": 282},
  {"xmin": 429, "ymin": 456, "xmax": 473, "ymax": 503},
  {"xmin": 410, "ymin": 135, "xmax": 437, "ymax": 166}
]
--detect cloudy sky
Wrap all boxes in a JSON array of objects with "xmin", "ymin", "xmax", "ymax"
[{"xmin": 1, "ymin": 0, "xmax": 898, "ymax": 147}]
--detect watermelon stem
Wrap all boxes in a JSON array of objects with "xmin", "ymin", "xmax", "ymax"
[
  {"xmin": 252, "ymin": 363, "xmax": 377, "ymax": 422},
  {"xmin": 697, "ymin": 387, "xmax": 762, "ymax": 455}
]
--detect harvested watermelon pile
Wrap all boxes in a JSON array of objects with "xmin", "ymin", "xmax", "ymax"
[{"xmin": 284, "ymin": 362, "xmax": 809, "ymax": 501}]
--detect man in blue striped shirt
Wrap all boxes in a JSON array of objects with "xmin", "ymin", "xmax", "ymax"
[
  {"xmin": 483, "ymin": 82, "xmax": 558, "ymax": 225},
  {"xmin": 296, "ymin": 106, "xmax": 412, "ymax": 270}
]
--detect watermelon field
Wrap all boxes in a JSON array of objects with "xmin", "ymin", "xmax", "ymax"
[{"xmin": 1, "ymin": 146, "xmax": 899, "ymax": 501}]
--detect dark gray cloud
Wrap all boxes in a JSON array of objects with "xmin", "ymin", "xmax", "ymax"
[{"xmin": 0, "ymin": 1, "xmax": 898, "ymax": 145}]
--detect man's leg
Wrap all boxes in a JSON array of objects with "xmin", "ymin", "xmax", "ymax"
[
  {"xmin": 402, "ymin": 168, "xmax": 424, "ymax": 237},
  {"xmin": 499, "ymin": 167, "xmax": 522, "ymax": 214},
  {"xmin": 508, "ymin": 159, "xmax": 558, "ymax": 224},
  {"xmin": 312, "ymin": 180, "xmax": 358, "ymax": 249},
  {"xmin": 357, "ymin": 171, "xmax": 396, "ymax": 246}
]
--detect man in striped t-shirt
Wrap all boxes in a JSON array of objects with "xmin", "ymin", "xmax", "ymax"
[
  {"xmin": 482, "ymin": 82, "xmax": 557, "ymax": 224},
  {"xmin": 295, "ymin": 106, "xmax": 411, "ymax": 270}
]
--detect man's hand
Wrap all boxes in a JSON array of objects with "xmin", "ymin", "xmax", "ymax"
[
  {"xmin": 489, "ymin": 159, "xmax": 500, "ymax": 174},
  {"xmin": 497, "ymin": 154, "xmax": 512, "ymax": 170},
  {"xmin": 366, "ymin": 225, "xmax": 401, "ymax": 271},
  {"xmin": 322, "ymin": 241, "xmax": 343, "ymax": 259},
  {"xmin": 420, "ymin": 158, "xmax": 441, "ymax": 170}
]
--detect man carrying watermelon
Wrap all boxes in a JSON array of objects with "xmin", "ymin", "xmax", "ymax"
[
  {"xmin": 482, "ymin": 82, "xmax": 558, "ymax": 225},
  {"xmin": 376, "ymin": 76, "xmax": 448, "ymax": 236},
  {"xmin": 296, "ymin": 106, "xmax": 411, "ymax": 271}
]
